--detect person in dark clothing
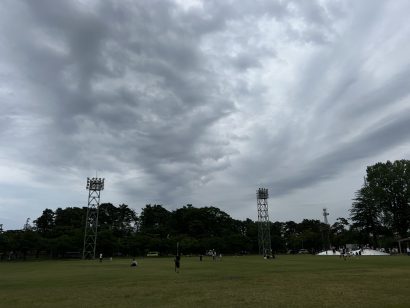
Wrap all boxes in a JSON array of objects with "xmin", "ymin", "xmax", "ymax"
[{"xmin": 174, "ymin": 255, "xmax": 180, "ymax": 273}]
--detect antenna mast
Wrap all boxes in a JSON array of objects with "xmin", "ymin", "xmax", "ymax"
[
  {"xmin": 322, "ymin": 208, "xmax": 330, "ymax": 251},
  {"xmin": 323, "ymin": 208, "xmax": 329, "ymax": 225}
]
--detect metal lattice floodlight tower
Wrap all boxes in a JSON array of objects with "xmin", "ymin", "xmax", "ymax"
[
  {"xmin": 82, "ymin": 177, "xmax": 105, "ymax": 259},
  {"xmin": 257, "ymin": 188, "xmax": 272, "ymax": 257}
]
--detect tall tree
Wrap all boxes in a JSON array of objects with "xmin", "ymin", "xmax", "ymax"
[
  {"xmin": 34, "ymin": 209, "xmax": 55, "ymax": 236},
  {"xmin": 367, "ymin": 160, "xmax": 410, "ymax": 237},
  {"xmin": 330, "ymin": 217, "xmax": 350, "ymax": 248},
  {"xmin": 350, "ymin": 184, "xmax": 382, "ymax": 246},
  {"xmin": 350, "ymin": 159, "xmax": 410, "ymax": 242},
  {"xmin": 139, "ymin": 204, "xmax": 171, "ymax": 238}
]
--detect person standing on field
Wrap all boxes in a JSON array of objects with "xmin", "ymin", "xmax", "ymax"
[{"xmin": 174, "ymin": 255, "xmax": 180, "ymax": 273}]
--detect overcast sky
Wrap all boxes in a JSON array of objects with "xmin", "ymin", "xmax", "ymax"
[{"xmin": 1, "ymin": 0, "xmax": 410, "ymax": 230}]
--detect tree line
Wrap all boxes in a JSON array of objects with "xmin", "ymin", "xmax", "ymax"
[{"xmin": 1, "ymin": 159, "xmax": 409, "ymax": 260}]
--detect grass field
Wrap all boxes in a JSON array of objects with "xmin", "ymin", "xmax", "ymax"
[{"xmin": 1, "ymin": 255, "xmax": 409, "ymax": 307}]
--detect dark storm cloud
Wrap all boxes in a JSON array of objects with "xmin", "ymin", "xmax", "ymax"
[
  {"xmin": 1, "ymin": 0, "xmax": 283, "ymax": 204},
  {"xmin": 1, "ymin": 0, "xmax": 231, "ymax": 167}
]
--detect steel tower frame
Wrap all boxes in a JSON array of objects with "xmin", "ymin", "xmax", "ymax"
[
  {"xmin": 322, "ymin": 208, "xmax": 330, "ymax": 250},
  {"xmin": 82, "ymin": 177, "xmax": 104, "ymax": 259},
  {"xmin": 257, "ymin": 188, "xmax": 272, "ymax": 257},
  {"xmin": 323, "ymin": 208, "xmax": 329, "ymax": 225}
]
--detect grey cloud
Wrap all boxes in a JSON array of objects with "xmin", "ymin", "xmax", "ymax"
[
  {"xmin": 222, "ymin": 1, "xmax": 410, "ymax": 202},
  {"xmin": 342, "ymin": 67, "xmax": 410, "ymax": 119},
  {"xmin": 185, "ymin": 0, "xmax": 290, "ymax": 35},
  {"xmin": 0, "ymin": 0, "xmax": 239, "ymax": 194},
  {"xmin": 269, "ymin": 110, "xmax": 410, "ymax": 196},
  {"xmin": 1, "ymin": 0, "xmax": 410, "ymax": 228},
  {"xmin": 293, "ymin": 0, "xmax": 330, "ymax": 26}
]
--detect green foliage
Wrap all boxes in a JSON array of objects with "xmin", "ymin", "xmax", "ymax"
[
  {"xmin": 4, "ymin": 201, "xmax": 347, "ymax": 259},
  {"xmin": 33, "ymin": 209, "xmax": 55, "ymax": 235},
  {"xmin": 330, "ymin": 217, "xmax": 351, "ymax": 248},
  {"xmin": 350, "ymin": 159, "xmax": 410, "ymax": 243},
  {"xmin": 139, "ymin": 204, "xmax": 171, "ymax": 237},
  {"xmin": 9, "ymin": 160, "xmax": 410, "ymax": 261},
  {"xmin": 4, "ymin": 160, "xmax": 410, "ymax": 260}
]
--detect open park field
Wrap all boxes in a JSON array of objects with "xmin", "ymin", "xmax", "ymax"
[{"xmin": 1, "ymin": 255, "xmax": 409, "ymax": 307}]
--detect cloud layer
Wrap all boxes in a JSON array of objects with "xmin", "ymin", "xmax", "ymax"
[{"xmin": 1, "ymin": 0, "xmax": 410, "ymax": 229}]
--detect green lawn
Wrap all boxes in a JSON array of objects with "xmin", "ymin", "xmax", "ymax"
[{"xmin": 1, "ymin": 255, "xmax": 409, "ymax": 307}]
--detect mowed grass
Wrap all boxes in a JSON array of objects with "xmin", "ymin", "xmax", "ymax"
[{"xmin": 1, "ymin": 255, "xmax": 410, "ymax": 307}]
